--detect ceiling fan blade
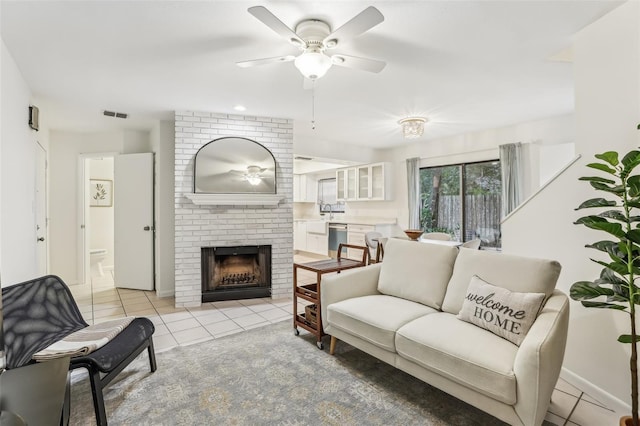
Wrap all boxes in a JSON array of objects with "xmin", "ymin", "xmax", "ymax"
[
  {"xmin": 236, "ymin": 55, "xmax": 296, "ymax": 68},
  {"xmin": 331, "ymin": 54, "xmax": 386, "ymax": 73},
  {"xmin": 248, "ymin": 6, "xmax": 305, "ymax": 47},
  {"xmin": 323, "ymin": 6, "xmax": 384, "ymax": 47}
]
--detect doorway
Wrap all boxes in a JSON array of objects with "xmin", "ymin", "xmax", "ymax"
[
  {"xmin": 78, "ymin": 152, "xmax": 155, "ymax": 291},
  {"xmin": 35, "ymin": 142, "xmax": 48, "ymax": 276},
  {"xmin": 80, "ymin": 155, "xmax": 116, "ymax": 285}
]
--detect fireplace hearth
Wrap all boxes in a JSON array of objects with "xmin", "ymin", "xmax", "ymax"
[{"xmin": 201, "ymin": 245, "xmax": 272, "ymax": 302}]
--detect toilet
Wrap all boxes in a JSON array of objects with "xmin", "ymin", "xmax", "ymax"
[{"xmin": 89, "ymin": 248, "xmax": 107, "ymax": 277}]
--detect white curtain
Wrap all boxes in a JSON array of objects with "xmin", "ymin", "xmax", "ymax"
[
  {"xmin": 406, "ymin": 157, "xmax": 420, "ymax": 229},
  {"xmin": 499, "ymin": 143, "xmax": 523, "ymax": 217}
]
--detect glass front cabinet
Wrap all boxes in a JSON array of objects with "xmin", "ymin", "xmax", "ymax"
[{"xmin": 336, "ymin": 162, "xmax": 391, "ymax": 201}]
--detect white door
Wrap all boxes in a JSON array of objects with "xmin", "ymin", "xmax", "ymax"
[
  {"xmin": 35, "ymin": 143, "xmax": 47, "ymax": 275},
  {"xmin": 114, "ymin": 153, "xmax": 154, "ymax": 290}
]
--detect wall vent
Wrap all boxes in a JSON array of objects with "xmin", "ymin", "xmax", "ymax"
[{"xmin": 103, "ymin": 110, "xmax": 128, "ymax": 119}]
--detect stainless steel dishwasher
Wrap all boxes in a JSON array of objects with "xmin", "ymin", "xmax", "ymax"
[{"xmin": 328, "ymin": 223, "xmax": 348, "ymax": 258}]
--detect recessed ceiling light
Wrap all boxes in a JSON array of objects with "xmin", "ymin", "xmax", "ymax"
[{"xmin": 234, "ymin": 105, "xmax": 246, "ymax": 112}]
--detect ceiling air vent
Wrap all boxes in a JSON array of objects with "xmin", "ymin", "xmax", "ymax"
[{"xmin": 103, "ymin": 110, "xmax": 128, "ymax": 119}]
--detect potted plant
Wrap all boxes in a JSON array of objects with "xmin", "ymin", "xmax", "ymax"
[{"xmin": 571, "ymin": 125, "xmax": 640, "ymax": 426}]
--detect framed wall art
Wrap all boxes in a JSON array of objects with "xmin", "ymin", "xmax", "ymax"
[{"xmin": 90, "ymin": 179, "xmax": 113, "ymax": 207}]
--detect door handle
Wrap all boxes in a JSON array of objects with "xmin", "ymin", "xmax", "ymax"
[
  {"xmin": 37, "ymin": 237, "xmax": 45, "ymax": 242},
  {"xmin": 144, "ymin": 226, "xmax": 151, "ymax": 231}
]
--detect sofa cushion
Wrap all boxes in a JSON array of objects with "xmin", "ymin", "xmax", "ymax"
[
  {"xmin": 457, "ymin": 275, "xmax": 545, "ymax": 346},
  {"xmin": 396, "ymin": 312, "xmax": 518, "ymax": 404},
  {"xmin": 441, "ymin": 248, "xmax": 561, "ymax": 315},
  {"xmin": 378, "ymin": 238, "xmax": 459, "ymax": 309},
  {"xmin": 327, "ymin": 295, "xmax": 437, "ymax": 352}
]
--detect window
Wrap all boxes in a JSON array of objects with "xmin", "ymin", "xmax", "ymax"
[
  {"xmin": 420, "ymin": 160, "xmax": 501, "ymax": 248},
  {"xmin": 318, "ymin": 178, "xmax": 345, "ymax": 213}
]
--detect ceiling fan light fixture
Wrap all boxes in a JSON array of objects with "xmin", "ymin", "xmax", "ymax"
[
  {"xmin": 399, "ymin": 117, "xmax": 428, "ymax": 139},
  {"xmin": 294, "ymin": 51, "xmax": 332, "ymax": 80},
  {"xmin": 244, "ymin": 165, "xmax": 264, "ymax": 186}
]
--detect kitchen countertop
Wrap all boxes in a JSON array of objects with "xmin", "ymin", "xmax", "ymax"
[{"xmin": 294, "ymin": 217, "xmax": 397, "ymax": 226}]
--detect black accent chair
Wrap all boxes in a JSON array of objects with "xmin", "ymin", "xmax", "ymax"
[{"xmin": 2, "ymin": 275, "xmax": 157, "ymax": 425}]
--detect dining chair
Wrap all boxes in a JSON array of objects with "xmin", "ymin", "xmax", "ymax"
[
  {"xmin": 461, "ymin": 238, "xmax": 481, "ymax": 250},
  {"xmin": 364, "ymin": 231, "xmax": 382, "ymax": 264},
  {"xmin": 422, "ymin": 232, "xmax": 452, "ymax": 241},
  {"xmin": 375, "ymin": 237, "xmax": 388, "ymax": 263}
]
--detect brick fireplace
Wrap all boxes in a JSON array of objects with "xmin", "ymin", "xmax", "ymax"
[{"xmin": 174, "ymin": 111, "xmax": 293, "ymax": 307}]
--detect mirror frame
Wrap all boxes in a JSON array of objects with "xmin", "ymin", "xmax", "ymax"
[{"xmin": 193, "ymin": 137, "xmax": 277, "ymax": 194}]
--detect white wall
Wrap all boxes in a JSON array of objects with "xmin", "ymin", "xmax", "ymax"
[
  {"xmin": 89, "ymin": 157, "xmax": 114, "ymax": 269},
  {"xmin": 377, "ymin": 113, "xmax": 575, "ymax": 230},
  {"xmin": 0, "ymin": 39, "xmax": 43, "ymax": 285},
  {"xmin": 49, "ymin": 130, "xmax": 150, "ymax": 284},
  {"xmin": 502, "ymin": 0, "xmax": 640, "ymax": 411},
  {"xmin": 150, "ymin": 120, "xmax": 175, "ymax": 298}
]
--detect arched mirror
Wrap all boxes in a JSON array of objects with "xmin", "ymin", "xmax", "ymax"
[{"xmin": 194, "ymin": 137, "xmax": 277, "ymax": 194}]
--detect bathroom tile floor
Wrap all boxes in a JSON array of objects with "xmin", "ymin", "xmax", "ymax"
[{"xmin": 69, "ymin": 256, "xmax": 622, "ymax": 426}]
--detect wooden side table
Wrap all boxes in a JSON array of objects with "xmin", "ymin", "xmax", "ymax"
[{"xmin": 293, "ymin": 243, "xmax": 368, "ymax": 349}]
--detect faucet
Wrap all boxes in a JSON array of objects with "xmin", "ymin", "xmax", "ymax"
[{"xmin": 321, "ymin": 203, "xmax": 334, "ymax": 220}]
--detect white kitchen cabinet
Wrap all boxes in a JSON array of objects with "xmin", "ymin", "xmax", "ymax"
[
  {"xmin": 294, "ymin": 221, "xmax": 307, "ymax": 251},
  {"xmin": 337, "ymin": 163, "xmax": 391, "ymax": 201},
  {"xmin": 336, "ymin": 169, "xmax": 346, "ymax": 200},
  {"xmin": 304, "ymin": 221, "xmax": 328, "ymax": 256},
  {"xmin": 293, "ymin": 174, "xmax": 318, "ymax": 202},
  {"xmin": 306, "ymin": 232, "xmax": 328, "ymax": 256},
  {"xmin": 336, "ymin": 167, "xmax": 358, "ymax": 201},
  {"xmin": 357, "ymin": 162, "xmax": 392, "ymax": 201},
  {"xmin": 347, "ymin": 223, "xmax": 375, "ymax": 259}
]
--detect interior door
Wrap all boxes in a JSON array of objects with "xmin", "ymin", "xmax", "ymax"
[
  {"xmin": 35, "ymin": 143, "xmax": 48, "ymax": 276},
  {"xmin": 114, "ymin": 153, "xmax": 154, "ymax": 290}
]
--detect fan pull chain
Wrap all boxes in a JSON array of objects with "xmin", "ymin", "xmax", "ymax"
[{"xmin": 311, "ymin": 80, "xmax": 316, "ymax": 130}]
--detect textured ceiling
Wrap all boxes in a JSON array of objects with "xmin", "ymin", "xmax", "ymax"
[{"xmin": 0, "ymin": 1, "xmax": 622, "ymax": 150}]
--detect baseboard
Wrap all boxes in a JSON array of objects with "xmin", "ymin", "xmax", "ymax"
[
  {"xmin": 560, "ymin": 367, "xmax": 629, "ymax": 414},
  {"xmin": 155, "ymin": 289, "xmax": 174, "ymax": 299}
]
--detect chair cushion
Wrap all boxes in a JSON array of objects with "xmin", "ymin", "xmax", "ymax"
[
  {"xmin": 442, "ymin": 248, "xmax": 561, "ymax": 315},
  {"xmin": 396, "ymin": 313, "xmax": 518, "ymax": 404},
  {"xmin": 377, "ymin": 238, "xmax": 459, "ymax": 309},
  {"xmin": 71, "ymin": 317, "xmax": 155, "ymax": 373},
  {"xmin": 327, "ymin": 295, "xmax": 437, "ymax": 352}
]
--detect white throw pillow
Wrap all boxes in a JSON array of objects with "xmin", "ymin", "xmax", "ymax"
[{"xmin": 457, "ymin": 275, "xmax": 545, "ymax": 346}]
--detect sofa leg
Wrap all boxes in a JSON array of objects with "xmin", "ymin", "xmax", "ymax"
[{"xmin": 329, "ymin": 336, "xmax": 337, "ymax": 355}]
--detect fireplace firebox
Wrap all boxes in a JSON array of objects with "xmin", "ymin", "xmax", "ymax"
[{"xmin": 201, "ymin": 245, "xmax": 272, "ymax": 302}]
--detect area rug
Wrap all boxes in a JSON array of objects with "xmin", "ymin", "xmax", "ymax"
[{"xmin": 69, "ymin": 322, "xmax": 533, "ymax": 425}]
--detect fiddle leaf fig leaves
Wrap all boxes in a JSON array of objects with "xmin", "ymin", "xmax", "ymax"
[
  {"xmin": 595, "ymin": 151, "xmax": 619, "ymax": 166},
  {"xmin": 628, "ymin": 176, "xmax": 640, "ymax": 197},
  {"xmin": 574, "ymin": 216, "xmax": 625, "ymax": 238},
  {"xmin": 619, "ymin": 335, "xmax": 640, "ymax": 344},
  {"xmin": 575, "ymin": 198, "xmax": 617, "ymax": 210},
  {"xmin": 586, "ymin": 162, "xmax": 616, "ymax": 175}
]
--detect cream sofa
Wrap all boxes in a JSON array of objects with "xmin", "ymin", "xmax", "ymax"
[{"xmin": 320, "ymin": 238, "xmax": 569, "ymax": 426}]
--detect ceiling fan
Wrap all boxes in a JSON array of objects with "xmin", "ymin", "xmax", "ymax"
[{"xmin": 237, "ymin": 6, "xmax": 386, "ymax": 80}]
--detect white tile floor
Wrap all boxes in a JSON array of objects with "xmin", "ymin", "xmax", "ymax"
[{"xmin": 70, "ymin": 257, "xmax": 622, "ymax": 426}]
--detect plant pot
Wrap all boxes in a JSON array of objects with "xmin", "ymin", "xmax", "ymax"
[{"xmin": 621, "ymin": 416, "xmax": 635, "ymax": 426}]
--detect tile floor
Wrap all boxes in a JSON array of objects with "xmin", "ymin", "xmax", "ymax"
[{"xmin": 71, "ymin": 256, "xmax": 622, "ymax": 426}]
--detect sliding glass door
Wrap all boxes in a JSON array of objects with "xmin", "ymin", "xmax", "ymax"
[{"xmin": 419, "ymin": 160, "xmax": 501, "ymax": 248}]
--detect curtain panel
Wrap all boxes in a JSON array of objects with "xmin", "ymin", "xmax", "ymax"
[
  {"xmin": 406, "ymin": 157, "xmax": 420, "ymax": 229},
  {"xmin": 499, "ymin": 143, "xmax": 523, "ymax": 218}
]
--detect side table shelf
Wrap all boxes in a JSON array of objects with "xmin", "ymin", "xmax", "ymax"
[{"xmin": 293, "ymin": 244, "xmax": 368, "ymax": 349}]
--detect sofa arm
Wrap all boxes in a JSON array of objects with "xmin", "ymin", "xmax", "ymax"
[
  {"xmin": 513, "ymin": 290, "xmax": 569, "ymax": 426},
  {"xmin": 320, "ymin": 263, "xmax": 382, "ymax": 332}
]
